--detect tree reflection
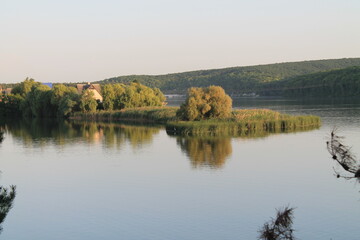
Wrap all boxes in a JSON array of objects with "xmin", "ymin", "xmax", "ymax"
[
  {"xmin": 0, "ymin": 185, "xmax": 16, "ymax": 233},
  {"xmin": 0, "ymin": 120, "xmax": 4, "ymax": 143},
  {"xmin": 176, "ymin": 137, "xmax": 232, "ymax": 169},
  {"xmin": 3, "ymin": 119, "xmax": 160, "ymax": 149}
]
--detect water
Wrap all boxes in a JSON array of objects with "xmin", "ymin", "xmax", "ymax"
[{"xmin": 0, "ymin": 98, "xmax": 360, "ymax": 240}]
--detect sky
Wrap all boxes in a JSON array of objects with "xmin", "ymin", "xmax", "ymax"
[{"xmin": 1, "ymin": 0, "xmax": 360, "ymax": 83}]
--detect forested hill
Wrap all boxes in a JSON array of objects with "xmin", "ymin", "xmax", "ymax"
[
  {"xmin": 96, "ymin": 58, "xmax": 360, "ymax": 94},
  {"xmin": 258, "ymin": 66, "xmax": 360, "ymax": 97}
]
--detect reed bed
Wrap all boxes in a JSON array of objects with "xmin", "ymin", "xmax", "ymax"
[
  {"xmin": 72, "ymin": 107, "xmax": 321, "ymax": 137},
  {"xmin": 166, "ymin": 109, "xmax": 320, "ymax": 136},
  {"xmin": 72, "ymin": 107, "xmax": 178, "ymax": 123}
]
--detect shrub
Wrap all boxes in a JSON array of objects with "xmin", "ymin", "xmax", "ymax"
[{"xmin": 177, "ymin": 86, "xmax": 232, "ymax": 121}]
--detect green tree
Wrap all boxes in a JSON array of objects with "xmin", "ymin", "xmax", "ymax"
[
  {"xmin": 0, "ymin": 94, "xmax": 23, "ymax": 116},
  {"xmin": 11, "ymin": 77, "xmax": 39, "ymax": 97},
  {"xmin": 51, "ymin": 84, "xmax": 77, "ymax": 106},
  {"xmin": 21, "ymin": 84, "xmax": 53, "ymax": 117},
  {"xmin": 58, "ymin": 92, "xmax": 80, "ymax": 117},
  {"xmin": 79, "ymin": 90, "xmax": 98, "ymax": 112},
  {"xmin": 102, "ymin": 84, "xmax": 116, "ymax": 110},
  {"xmin": 50, "ymin": 84, "xmax": 79, "ymax": 117},
  {"xmin": 113, "ymin": 83, "xmax": 126, "ymax": 109},
  {"xmin": 177, "ymin": 86, "xmax": 232, "ymax": 121},
  {"xmin": 113, "ymin": 82, "xmax": 165, "ymax": 109}
]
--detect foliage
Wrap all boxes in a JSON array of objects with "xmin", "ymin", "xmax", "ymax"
[
  {"xmin": 79, "ymin": 90, "xmax": 98, "ymax": 113},
  {"xmin": 260, "ymin": 66, "xmax": 360, "ymax": 97},
  {"xmin": 58, "ymin": 93, "xmax": 80, "ymax": 117},
  {"xmin": 0, "ymin": 94, "xmax": 23, "ymax": 117},
  {"xmin": 102, "ymin": 82, "xmax": 165, "ymax": 110},
  {"xmin": 102, "ymin": 84, "xmax": 116, "ymax": 110},
  {"xmin": 2, "ymin": 78, "xmax": 166, "ymax": 118},
  {"xmin": 177, "ymin": 86, "xmax": 232, "ymax": 121},
  {"xmin": 0, "ymin": 185, "xmax": 16, "ymax": 233},
  {"xmin": 96, "ymin": 58, "xmax": 360, "ymax": 94},
  {"xmin": 10, "ymin": 77, "xmax": 39, "ymax": 97},
  {"xmin": 22, "ymin": 84, "xmax": 53, "ymax": 117},
  {"xmin": 51, "ymin": 84, "xmax": 78, "ymax": 105},
  {"xmin": 259, "ymin": 206, "xmax": 295, "ymax": 240}
]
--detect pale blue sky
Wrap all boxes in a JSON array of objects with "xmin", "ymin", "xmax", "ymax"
[{"xmin": 1, "ymin": 0, "xmax": 360, "ymax": 83}]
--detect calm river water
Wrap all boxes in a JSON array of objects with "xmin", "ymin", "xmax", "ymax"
[{"xmin": 0, "ymin": 98, "xmax": 360, "ymax": 240}]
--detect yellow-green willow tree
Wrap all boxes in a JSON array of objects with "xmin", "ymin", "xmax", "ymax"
[
  {"xmin": 101, "ymin": 82, "xmax": 165, "ymax": 110},
  {"xmin": 177, "ymin": 86, "xmax": 232, "ymax": 121}
]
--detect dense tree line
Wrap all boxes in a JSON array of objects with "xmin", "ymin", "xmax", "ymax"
[
  {"xmin": 259, "ymin": 66, "xmax": 360, "ymax": 97},
  {"xmin": 0, "ymin": 78, "xmax": 166, "ymax": 118},
  {"xmin": 96, "ymin": 58, "xmax": 360, "ymax": 94}
]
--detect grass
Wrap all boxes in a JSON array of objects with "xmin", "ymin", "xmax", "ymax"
[
  {"xmin": 71, "ymin": 107, "xmax": 321, "ymax": 137},
  {"xmin": 72, "ymin": 106, "xmax": 178, "ymax": 123}
]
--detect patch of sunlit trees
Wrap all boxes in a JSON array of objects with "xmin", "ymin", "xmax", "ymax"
[
  {"xmin": 101, "ymin": 82, "xmax": 166, "ymax": 111},
  {"xmin": 176, "ymin": 86, "xmax": 232, "ymax": 121},
  {"xmin": 0, "ymin": 78, "xmax": 166, "ymax": 118}
]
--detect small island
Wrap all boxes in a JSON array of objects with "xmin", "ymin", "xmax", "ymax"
[{"xmin": 71, "ymin": 86, "xmax": 321, "ymax": 137}]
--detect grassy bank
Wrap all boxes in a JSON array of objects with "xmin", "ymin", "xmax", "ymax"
[
  {"xmin": 71, "ymin": 107, "xmax": 321, "ymax": 136},
  {"xmin": 167, "ymin": 109, "xmax": 320, "ymax": 136},
  {"xmin": 71, "ymin": 107, "xmax": 178, "ymax": 123}
]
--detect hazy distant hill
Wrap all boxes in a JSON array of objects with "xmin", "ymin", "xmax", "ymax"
[
  {"xmin": 259, "ymin": 66, "xmax": 360, "ymax": 97},
  {"xmin": 96, "ymin": 58, "xmax": 360, "ymax": 94}
]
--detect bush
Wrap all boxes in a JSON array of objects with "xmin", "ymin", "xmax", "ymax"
[{"xmin": 177, "ymin": 86, "xmax": 232, "ymax": 121}]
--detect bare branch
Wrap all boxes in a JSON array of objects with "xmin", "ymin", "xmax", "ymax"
[
  {"xmin": 326, "ymin": 128, "xmax": 360, "ymax": 176},
  {"xmin": 259, "ymin": 206, "xmax": 295, "ymax": 240}
]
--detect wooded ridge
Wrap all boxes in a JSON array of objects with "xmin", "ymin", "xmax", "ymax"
[{"xmin": 96, "ymin": 58, "xmax": 360, "ymax": 96}]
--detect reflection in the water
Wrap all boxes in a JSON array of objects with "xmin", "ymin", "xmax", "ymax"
[
  {"xmin": 166, "ymin": 123, "xmax": 320, "ymax": 138},
  {"xmin": 0, "ymin": 121, "xmax": 4, "ymax": 143},
  {"xmin": 176, "ymin": 137, "xmax": 232, "ymax": 169},
  {"xmin": 2, "ymin": 119, "xmax": 161, "ymax": 149},
  {"xmin": 173, "ymin": 125, "xmax": 321, "ymax": 169},
  {"xmin": 0, "ymin": 185, "xmax": 16, "ymax": 233}
]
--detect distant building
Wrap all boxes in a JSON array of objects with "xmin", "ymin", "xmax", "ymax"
[
  {"xmin": 0, "ymin": 85, "xmax": 12, "ymax": 95},
  {"xmin": 76, "ymin": 82, "xmax": 103, "ymax": 102}
]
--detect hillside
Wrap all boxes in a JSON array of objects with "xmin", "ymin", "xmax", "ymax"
[
  {"xmin": 258, "ymin": 66, "xmax": 360, "ymax": 97},
  {"xmin": 96, "ymin": 58, "xmax": 360, "ymax": 94}
]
